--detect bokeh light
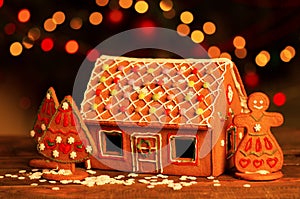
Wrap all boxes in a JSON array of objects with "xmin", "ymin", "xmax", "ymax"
[
  {"xmin": 180, "ymin": 11, "xmax": 193, "ymax": 24},
  {"xmin": 87, "ymin": 49, "xmax": 100, "ymax": 62},
  {"xmin": 22, "ymin": 37, "xmax": 34, "ymax": 49},
  {"xmin": 163, "ymin": 9, "xmax": 176, "ymax": 19},
  {"xmin": 255, "ymin": 50, "xmax": 270, "ymax": 67},
  {"xmin": 109, "ymin": 9, "xmax": 123, "ymax": 23},
  {"xmin": 203, "ymin": 21, "xmax": 216, "ymax": 35},
  {"xmin": 52, "ymin": 11, "xmax": 65, "ymax": 25},
  {"xmin": 10, "ymin": 42, "xmax": 23, "ymax": 56},
  {"xmin": 28, "ymin": 27, "xmax": 41, "ymax": 41},
  {"xmin": 176, "ymin": 24, "xmax": 190, "ymax": 37},
  {"xmin": 208, "ymin": 46, "xmax": 221, "ymax": 58},
  {"xmin": 233, "ymin": 36, "xmax": 246, "ymax": 49},
  {"xmin": 41, "ymin": 38, "xmax": 54, "ymax": 52},
  {"xmin": 70, "ymin": 17, "xmax": 83, "ymax": 30},
  {"xmin": 4, "ymin": 23, "xmax": 16, "ymax": 35},
  {"xmin": 44, "ymin": 18, "xmax": 57, "ymax": 32},
  {"xmin": 89, "ymin": 12, "xmax": 103, "ymax": 25},
  {"xmin": 159, "ymin": 0, "xmax": 173, "ymax": 12},
  {"xmin": 18, "ymin": 8, "xmax": 31, "ymax": 23},
  {"xmin": 119, "ymin": 0, "xmax": 133, "ymax": 9},
  {"xmin": 280, "ymin": 46, "xmax": 296, "ymax": 62},
  {"xmin": 65, "ymin": 40, "xmax": 79, "ymax": 54},
  {"xmin": 273, "ymin": 92, "xmax": 286, "ymax": 107},
  {"xmin": 220, "ymin": 52, "xmax": 232, "ymax": 60},
  {"xmin": 0, "ymin": 0, "xmax": 4, "ymax": 8},
  {"xmin": 191, "ymin": 30, "xmax": 204, "ymax": 43},
  {"xmin": 96, "ymin": 0, "xmax": 109, "ymax": 7},
  {"xmin": 134, "ymin": 1, "xmax": 149, "ymax": 14},
  {"xmin": 244, "ymin": 72, "xmax": 259, "ymax": 88},
  {"xmin": 234, "ymin": 48, "xmax": 247, "ymax": 59}
]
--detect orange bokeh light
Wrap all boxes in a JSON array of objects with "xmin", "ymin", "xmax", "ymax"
[
  {"xmin": 159, "ymin": 0, "xmax": 173, "ymax": 12},
  {"xmin": 44, "ymin": 18, "xmax": 57, "ymax": 32},
  {"xmin": 191, "ymin": 30, "xmax": 204, "ymax": 43},
  {"xmin": 18, "ymin": 8, "xmax": 30, "ymax": 23},
  {"xmin": 176, "ymin": 24, "xmax": 190, "ymax": 37},
  {"xmin": 89, "ymin": 12, "xmax": 103, "ymax": 25},
  {"xmin": 52, "ymin": 11, "xmax": 65, "ymax": 25},
  {"xmin": 208, "ymin": 46, "xmax": 221, "ymax": 58},
  {"xmin": 255, "ymin": 50, "xmax": 270, "ymax": 67},
  {"xmin": 180, "ymin": 11, "xmax": 193, "ymax": 24},
  {"xmin": 134, "ymin": 1, "xmax": 149, "ymax": 14},
  {"xmin": 119, "ymin": 0, "xmax": 133, "ymax": 9},
  {"xmin": 65, "ymin": 40, "xmax": 79, "ymax": 54},
  {"xmin": 28, "ymin": 27, "xmax": 41, "ymax": 41},
  {"xmin": 233, "ymin": 36, "xmax": 246, "ymax": 49},
  {"xmin": 96, "ymin": 0, "xmax": 109, "ymax": 6},
  {"xmin": 220, "ymin": 52, "xmax": 232, "ymax": 60},
  {"xmin": 234, "ymin": 48, "xmax": 247, "ymax": 59},
  {"xmin": 10, "ymin": 42, "xmax": 23, "ymax": 56},
  {"xmin": 203, "ymin": 21, "xmax": 216, "ymax": 35},
  {"xmin": 70, "ymin": 17, "xmax": 83, "ymax": 30},
  {"xmin": 163, "ymin": 9, "xmax": 176, "ymax": 19}
]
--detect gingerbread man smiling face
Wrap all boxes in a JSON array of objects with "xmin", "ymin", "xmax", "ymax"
[{"xmin": 247, "ymin": 92, "xmax": 269, "ymax": 112}]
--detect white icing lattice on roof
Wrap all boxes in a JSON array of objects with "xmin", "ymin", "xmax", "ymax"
[{"xmin": 80, "ymin": 55, "xmax": 232, "ymax": 127}]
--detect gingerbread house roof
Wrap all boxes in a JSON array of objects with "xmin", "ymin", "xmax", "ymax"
[{"xmin": 80, "ymin": 55, "xmax": 246, "ymax": 129}]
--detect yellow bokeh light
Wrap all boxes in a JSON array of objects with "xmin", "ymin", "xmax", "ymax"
[
  {"xmin": 44, "ymin": 18, "xmax": 57, "ymax": 32},
  {"xmin": 89, "ymin": 12, "xmax": 103, "ymax": 25},
  {"xmin": 285, "ymin": 46, "xmax": 296, "ymax": 57},
  {"xmin": 10, "ymin": 42, "xmax": 23, "ymax": 56},
  {"xmin": 159, "ymin": 0, "xmax": 173, "ymax": 12},
  {"xmin": 220, "ymin": 52, "xmax": 232, "ymax": 60},
  {"xmin": 22, "ymin": 37, "xmax": 34, "ymax": 49},
  {"xmin": 119, "ymin": 0, "xmax": 133, "ymax": 9},
  {"xmin": 70, "ymin": 17, "xmax": 83, "ymax": 30},
  {"xmin": 18, "ymin": 9, "xmax": 31, "ymax": 23},
  {"xmin": 65, "ymin": 40, "xmax": 79, "ymax": 54},
  {"xmin": 203, "ymin": 21, "xmax": 216, "ymax": 35},
  {"xmin": 96, "ymin": 0, "xmax": 109, "ymax": 6},
  {"xmin": 255, "ymin": 51, "xmax": 270, "ymax": 67},
  {"xmin": 52, "ymin": 11, "xmax": 65, "ymax": 25},
  {"xmin": 208, "ymin": 46, "xmax": 221, "ymax": 58},
  {"xmin": 28, "ymin": 27, "xmax": 41, "ymax": 41},
  {"xmin": 280, "ymin": 49, "xmax": 292, "ymax": 62},
  {"xmin": 176, "ymin": 24, "xmax": 190, "ymax": 37},
  {"xmin": 163, "ymin": 9, "xmax": 176, "ymax": 19},
  {"xmin": 135, "ymin": 1, "xmax": 149, "ymax": 14},
  {"xmin": 233, "ymin": 36, "xmax": 246, "ymax": 49},
  {"xmin": 180, "ymin": 11, "xmax": 193, "ymax": 24},
  {"xmin": 234, "ymin": 48, "xmax": 247, "ymax": 59},
  {"xmin": 191, "ymin": 30, "xmax": 204, "ymax": 43}
]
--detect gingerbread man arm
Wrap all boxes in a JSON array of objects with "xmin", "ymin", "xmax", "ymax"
[
  {"xmin": 264, "ymin": 112, "xmax": 284, "ymax": 127},
  {"xmin": 233, "ymin": 114, "xmax": 250, "ymax": 128}
]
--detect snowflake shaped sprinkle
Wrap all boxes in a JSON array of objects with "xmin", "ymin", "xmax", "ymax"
[
  {"xmin": 30, "ymin": 130, "xmax": 35, "ymax": 138},
  {"xmin": 62, "ymin": 102, "xmax": 69, "ymax": 110},
  {"xmin": 56, "ymin": 136, "xmax": 62, "ymax": 144},
  {"xmin": 68, "ymin": 137, "xmax": 75, "ymax": 144},
  {"xmin": 86, "ymin": 145, "xmax": 93, "ymax": 154},
  {"xmin": 70, "ymin": 151, "xmax": 77, "ymax": 159},
  {"xmin": 254, "ymin": 124, "xmax": 261, "ymax": 132},
  {"xmin": 52, "ymin": 150, "xmax": 59, "ymax": 158},
  {"xmin": 39, "ymin": 143, "xmax": 45, "ymax": 151}
]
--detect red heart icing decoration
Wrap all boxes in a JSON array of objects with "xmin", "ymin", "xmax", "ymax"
[
  {"xmin": 74, "ymin": 141, "xmax": 84, "ymax": 152},
  {"xmin": 59, "ymin": 143, "xmax": 71, "ymax": 154},
  {"xmin": 253, "ymin": 159, "xmax": 264, "ymax": 168},
  {"xmin": 239, "ymin": 158, "xmax": 250, "ymax": 168},
  {"xmin": 267, "ymin": 157, "xmax": 278, "ymax": 168}
]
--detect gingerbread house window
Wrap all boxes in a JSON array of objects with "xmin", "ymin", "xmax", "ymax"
[
  {"xmin": 100, "ymin": 131, "xmax": 123, "ymax": 157},
  {"xmin": 170, "ymin": 136, "xmax": 196, "ymax": 162}
]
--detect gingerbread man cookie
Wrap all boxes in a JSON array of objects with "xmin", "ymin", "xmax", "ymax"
[{"xmin": 233, "ymin": 92, "xmax": 284, "ymax": 180}]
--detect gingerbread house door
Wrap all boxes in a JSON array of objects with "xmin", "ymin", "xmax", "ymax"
[{"xmin": 131, "ymin": 133, "xmax": 162, "ymax": 173}]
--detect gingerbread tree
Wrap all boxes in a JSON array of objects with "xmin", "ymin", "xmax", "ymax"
[
  {"xmin": 37, "ymin": 95, "xmax": 95, "ymax": 180},
  {"xmin": 30, "ymin": 87, "xmax": 59, "ymax": 141}
]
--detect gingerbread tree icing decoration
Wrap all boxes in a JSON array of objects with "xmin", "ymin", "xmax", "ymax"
[
  {"xmin": 233, "ymin": 92, "xmax": 284, "ymax": 181},
  {"xmin": 30, "ymin": 87, "xmax": 59, "ymax": 141},
  {"xmin": 37, "ymin": 95, "xmax": 95, "ymax": 180}
]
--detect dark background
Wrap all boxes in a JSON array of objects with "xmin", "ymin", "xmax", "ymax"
[{"xmin": 0, "ymin": 0, "xmax": 299, "ymax": 135}]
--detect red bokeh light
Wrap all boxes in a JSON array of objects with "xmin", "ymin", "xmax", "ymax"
[
  {"xmin": 109, "ymin": 9, "xmax": 123, "ymax": 23},
  {"xmin": 0, "ymin": 0, "xmax": 4, "ymax": 8},
  {"xmin": 244, "ymin": 72, "xmax": 259, "ymax": 88},
  {"xmin": 41, "ymin": 38, "xmax": 54, "ymax": 52},
  {"xmin": 4, "ymin": 23, "xmax": 16, "ymax": 35},
  {"xmin": 86, "ymin": 49, "xmax": 100, "ymax": 62},
  {"xmin": 273, "ymin": 92, "xmax": 286, "ymax": 107}
]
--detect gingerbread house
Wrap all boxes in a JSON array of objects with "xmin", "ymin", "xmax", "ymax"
[{"xmin": 80, "ymin": 55, "xmax": 248, "ymax": 176}]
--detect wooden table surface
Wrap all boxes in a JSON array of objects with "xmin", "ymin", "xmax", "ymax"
[{"xmin": 0, "ymin": 129, "xmax": 299, "ymax": 199}]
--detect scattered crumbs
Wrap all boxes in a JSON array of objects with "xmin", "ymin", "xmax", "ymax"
[
  {"xmin": 213, "ymin": 179, "xmax": 219, "ymax": 183},
  {"xmin": 30, "ymin": 183, "xmax": 38, "ymax": 186},
  {"xmin": 31, "ymin": 169, "xmax": 39, "ymax": 172},
  {"xmin": 156, "ymin": 174, "xmax": 168, "ymax": 179},
  {"xmin": 138, "ymin": 179, "xmax": 150, "ymax": 184},
  {"xmin": 49, "ymin": 180, "xmax": 57, "ymax": 184},
  {"xmin": 39, "ymin": 179, "xmax": 47, "ymax": 183},
  {"xmin": 86, "ymin": 170, "xmax": 97, "ymax": 175},
  {"xmin": 52, "ymin": 187, "xmax": 60, "ymax": 191},
  {"xmin": 150, "ymin": 179, "xmax": 157, "ymax": 182},
  {"xmin": 114, "ymin": 175, "xmax": 125, "ymax": 179},
  {"xmin": 213, "ymin": 183, "xmax": 221, "ymax": 187},
  {"xmin": 60, "ymin": 180, "xmax": 71, "ymax": 184},
  {"xmin": 179, "ymin": 176, "xmax": 187, "ymax": 181},
  {"xmin": 186, "ymin": 176, "xmax": 197, "ymax": 181},
  {"xmin": 18, "ymin": 176, "xmax": 25, "ymax": 180},
  {"xmin": 73, "ymin": 180, "xmax": 82, "ymax": 184},
  {"xmin": 207, "ymin": 176, "xmax": 215, "ymax": 180},
  {"xmin": 19, "ymin": 170, "xmax": 27, "ymax": 174},
  {"xmin": 5, "ymin": 174, "xmax": 12, "ymax": 177},
  {"xmin": 144, "ymin": 176, "xmax": 152, "ymax": 180},
  {"xmin": 128, "ymin": 173, "xmax": 138, "ymax": 177},
  {"xmin": 243, "ymin": 184, "xmax": 251, "ymax": 188},
  {"xmin": 147, "ymin": 185, "xmax": 155, "ymax": 189}
]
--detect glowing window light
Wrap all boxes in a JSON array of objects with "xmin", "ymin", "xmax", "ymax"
[
  {"xmin": 52, "ymin": 11, "xmax": 65, "ymax": 25},
  {"xmin": 65, "ymin": 40, "xmax": 79, "ymax": 54},
  {"xmin": 208, "ymin": 46, "xmax": 221, "ymax": 58},
  {"xmin": 134, "ymin": 1, "xmax": 149, "ymax": 14},
  {"xmin": 4, "ymin": 23, "xmax": 16, "ymax": 35},
  {"xmin": 28, "ymin": 27, "xmax": 41, "ymax": 41},
  {"xmin": 18, "ymin": 8, "xmax": 30, "ymax": 23},
  {"xmin": 203, "ymin": 21, "xmax": 216, "ymax": 35},
  {"xmin": 176, "ymin": 24, "xmax": 190, "ymax": 37},
  {"xmin": 255, "ymin": 51, "xmax": 270, "ymax": 67},
  {"xmin": 159, "ymin": 0, "xmax": 173, "ymax": 12},
  {"xmin": 10, "ymin": 42, "xmax": 23, "ymax": 56},
  {"xmin": 191, "ymin": 30, "xmax": 204, "ymax": 43},
  {"xmin": 273, "ymin": 92, "xmax": 286, "ymax": 107},
  {"xmin": 220, "ymin": 52, "xmax": 232, "ymax": 60},
  {"xmin": 44, "ymin": 18, "xmax": 57, "ymax": 32},
  {"xmin": 70, "ymin": 17, "xmax": 83, "ymax": 30},
  {"xmin": 163, "ymin": 9, "xmax": 176, "ymax": 19},
  {"xmin": 109, "ymin": 9, "xmax": 123, "ymax": 23},
  {"xmin": 96, "ymin": 0, "xmax": 109, "ymax": 6},
  {"xmin": 89, "ymin": 12, "xmax": 103, "ymax": 25},
  {"xmin": 180, "ymin": 11, "xmax": 193, "ymax": 24},
  {"xmin": 22, "ymin": 37, "xmax": 34, "ymax": 49},
  {"xmin": 234, "ymin": 48, "xmax": 247, "ymax": 59},
  {"xmin": 119, "ymin": 0, "xmax": 133, "ymax": 9},
  {"xmin": 0, "ymin": 0, "xmax": 4, "ymax": 8},
  {"xmin": 233, "ymin": 36, "xmax": 246, "ymax": 49},
  {"xmin": 41, "ymin": 38, "xmax": 54, "ymax": 52}
]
